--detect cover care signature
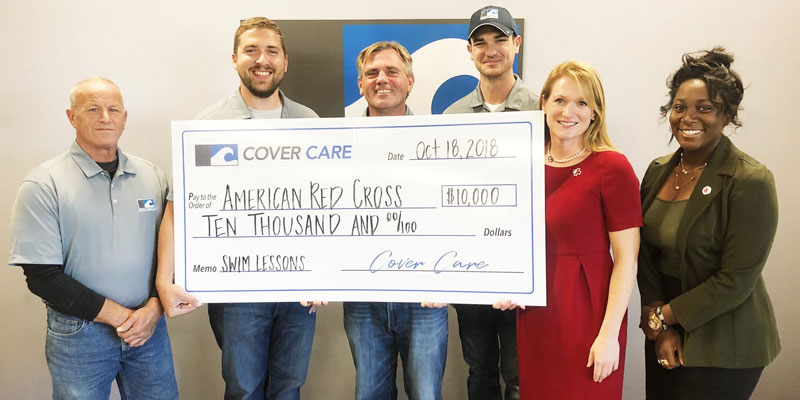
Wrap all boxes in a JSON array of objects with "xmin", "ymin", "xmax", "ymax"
[{"xmin": 369, "ymin": 249, "xmax": 489, "ymax": 274}]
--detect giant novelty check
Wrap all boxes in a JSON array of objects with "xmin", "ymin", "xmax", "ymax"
[{"xmin": 172, "ymin": 112, "xmax": 545, "ymax": 305}]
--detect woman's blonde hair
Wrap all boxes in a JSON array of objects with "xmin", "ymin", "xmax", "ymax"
[{"xmin": 540, "ymin": 61, "xmax": 616, "ymax": 152}]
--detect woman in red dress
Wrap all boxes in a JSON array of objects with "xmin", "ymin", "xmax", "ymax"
[{"xmin": 510, "ymin": 61, "xmax": 642, "ymax": 399}]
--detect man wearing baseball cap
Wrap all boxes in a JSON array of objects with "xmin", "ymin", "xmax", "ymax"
[
  {"xmin": 444, "ymin": 5, "xmax": 538, "ymax": 400},
  {"xmin": 444, "ymin": 5, "xmax": 538, "ymax": 114}
]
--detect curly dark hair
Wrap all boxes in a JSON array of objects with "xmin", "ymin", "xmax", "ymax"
[{"xmin": 660, "ymin": 46, "xmax": 744, "ymax": 127}]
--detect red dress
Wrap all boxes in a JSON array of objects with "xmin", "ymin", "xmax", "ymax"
[{"xmin": 517, "ymin": 151, "xmax": 642, "ymax": 399}]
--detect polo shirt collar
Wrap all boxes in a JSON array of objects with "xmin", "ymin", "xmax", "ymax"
[
  {"xmin": 469, "ymin": 74, "xmax": 528, "ymax": 111},
  {"xmin": 116, "ymin": 148, "xmax": 135, "ymax": 175},
  {"xmin": 504, "ymin": 75, "xmax": 531, "ymax": 111},
  {"xmin": 465, "ymin": 83, "xmax": 486, "ymax": 109},
  {"xmin": 69, "ymin": 141, "xmax": 135, "ymax": 178},
  {"xmin": 232, "ymin": 88, "xmax": 290, "ymax": 119},
  {"xmin": 362, "ymin": 105, "xmax": 413, "ymax": 116}
]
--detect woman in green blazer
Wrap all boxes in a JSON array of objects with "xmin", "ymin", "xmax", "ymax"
[{"xmin": 638, "ymin": 47, "xmax": 780, "ymax": 400}]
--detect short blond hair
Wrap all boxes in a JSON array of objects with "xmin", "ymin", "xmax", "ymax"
[
  {"xmin": 356, "ymin": 41, "xmax": 413, "ymax": 79},
  {"xmin": 540, "ymin": 61, "xmax": 616, "ymax": 152}
]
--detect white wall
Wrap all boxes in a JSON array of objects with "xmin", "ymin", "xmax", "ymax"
[{"xmin": 1, "ymin": 1, "xmax": 797, "ymax": 398}]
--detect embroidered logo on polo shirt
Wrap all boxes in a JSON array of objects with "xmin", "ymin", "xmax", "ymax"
[
  {"xmin": 481, "ymin": 8, "xmax": 499, "ymax": 20},
  {"xmin": 195, "ymin": 144, "xmax": 239, "ymax": 166},
  {"xmin": 138, "ymin": 199, "xmax": 156, "ymax": 212}
]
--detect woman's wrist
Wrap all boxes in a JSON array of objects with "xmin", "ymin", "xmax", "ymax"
[
  {"xmin": 661, "ymin": 303, "xmax": 677, "ymax": 325},
  {"xmin": 597, "ymin": 325, "xmax": 621, "ymax": 341}
]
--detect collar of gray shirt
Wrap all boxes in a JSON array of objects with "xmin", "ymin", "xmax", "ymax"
[
  {"xmin": 463, "ymin": 74, "xmax": 538, "ymax": 111},
  {"xmin": 361, "ymin": 105, "xmax": 414, "ymax": 116},
  {"xmin": 228, "ymin": 89, "xmax": 318, "ymax": 119},
  {"xmin": 69, "ymin": 141, "xmax": 135, "ymax": 179}
]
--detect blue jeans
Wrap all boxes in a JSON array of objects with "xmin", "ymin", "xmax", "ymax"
[
  {"xmin": 208, "ymin": 302, "xmax": 316, "ymax": 400},
  {"xmin": 45, "ymin": 307, "xmax": 178, "ymax": 400},
  {"xmin": 343, "ymin": 302, "xmax": 448, "ymax": 400},
  {"xmin": 453, "ymin": 304, "xmax": 519, "ymax": 400}
]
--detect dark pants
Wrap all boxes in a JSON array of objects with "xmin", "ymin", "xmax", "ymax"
[
  {"xmin": 645, "ymin": 275, "xmax": 764, "ymax": 400},
  {"xmin": 645, "ymin": 340, "xmax": 764, "ymax": 400},
  {"xmin": 453, "ymin": 304, "xmax": 519, "ymax": 400}
]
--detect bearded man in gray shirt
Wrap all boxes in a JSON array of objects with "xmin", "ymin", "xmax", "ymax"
[{"xmin": 156, "ymin": 17, "xmax": 319, "ymax": 400}]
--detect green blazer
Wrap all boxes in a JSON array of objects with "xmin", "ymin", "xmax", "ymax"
[{"xmin": 638, "ymin": 136, "xmax": 780, "ymax": 368}]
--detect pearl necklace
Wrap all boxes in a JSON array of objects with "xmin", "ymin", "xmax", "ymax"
[
  {"xmin": 674, "ymin": 152, "xmax": 707, "ymax": 190},
  {"xmin": 547, "ymin": 143, "xmax": 587, "ymax": 163}
]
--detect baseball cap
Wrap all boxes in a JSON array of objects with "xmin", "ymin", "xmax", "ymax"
[{"xmin": 468, "ymin": 5, "xmax": 517, "ymax": 39}]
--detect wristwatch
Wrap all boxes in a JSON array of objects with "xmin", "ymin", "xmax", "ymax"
[{"xmin": 648, "ymin": 306, "xmax": 669, "ymax": 332}]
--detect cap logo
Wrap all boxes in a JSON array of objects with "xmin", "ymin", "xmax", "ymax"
[{"xmin": 481, "ymin": 8, "xmax": 499, "ymax": 20}]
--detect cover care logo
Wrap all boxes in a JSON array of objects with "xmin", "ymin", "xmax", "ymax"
[
  {"xmin": 137, "ymin": 198, "xmax": 156, "ymax": 212},
  {"xmin": 195, "ymin": 143, "xmax": 351, "ymax": 165},
  {"xmin": 195, "ymin": 144, "xmax": 238, "ymax": 166}
]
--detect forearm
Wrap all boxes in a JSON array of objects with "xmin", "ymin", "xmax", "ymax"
[
  {"xmin": 21, "ymin": 264, "xmax": 106, "ymax": 320},
  {"xmin": 94, "ymin": 298, "xmax": 133, "ymax": 327},
  {"xmin": 138, "ymin": 297, "xmax": 164, "ymax": 318},
  {"xmin": 598, "ymin": 257, "xmax": 637, "ymax": 339},
  {"xmin": 600, "ymin": 227, "xmax": 640, "ymax": 339},
  {"xmin": 154, "ymin": 201, "xmax": 202, "ymax": 316},
  {"xmin": 661, "ymin": 265, "xmax": 765, "ymax": 331},
  {"xmin": 155, "ymin": 201, "xmax": 175, "ymax": 293},
  {"xmin": 669, "ymin": 263, "xmax": 771, "ymax": 330},
  {"xmin": 661, "ymin": 303, "xmax": 677, "ymax": 325}
]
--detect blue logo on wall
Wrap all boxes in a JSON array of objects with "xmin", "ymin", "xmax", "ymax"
[
  {"xmin": 343, "ymin": 23, "xmax": 519, "ymax": 116},
  {"xmin": 195, "ymin": 144, "xmax": 238, "ymax": 166}
]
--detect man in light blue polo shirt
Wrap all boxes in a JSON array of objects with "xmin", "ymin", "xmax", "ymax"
[
  {"xmin": 8, "ymin": 77, "xmax": 177, "ymax": 399},
  {"xmin": 155, "ymin": 17, "xmax": 319, "ymax": 400}
]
